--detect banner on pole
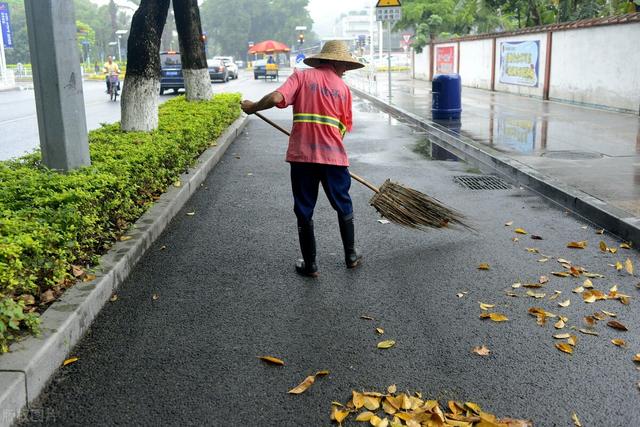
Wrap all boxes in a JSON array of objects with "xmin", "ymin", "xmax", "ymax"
[
  {"xmin": 499, "ymin": 40, "xmax": 540, "ymax": 87},
  {"xmin": 0, "ymin": 2, "xmax": 12, "ymax": 48}
]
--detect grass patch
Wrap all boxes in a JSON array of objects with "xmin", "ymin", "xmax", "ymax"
[{"xmin": 0, "ymin": 93, "xmax": 241, "ymax": 352}]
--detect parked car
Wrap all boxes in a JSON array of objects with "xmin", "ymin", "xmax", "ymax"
[
  {"xmin": 207, "ymin": 59, "xmax": 229, "ymax": 82},
  {"xmin": 213, "ymin": 56, "xmax": 238, "ymax": 79},
  {"xmin": 160, "ymin": 51, "xmax": 183, "ymax": 95}
]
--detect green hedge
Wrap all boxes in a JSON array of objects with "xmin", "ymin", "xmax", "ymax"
[{"xmin": 0, "ymin": 94, "xmax": 242, "ymax": 352}]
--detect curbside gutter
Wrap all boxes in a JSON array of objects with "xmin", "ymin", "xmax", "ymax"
[
  {"xmin": 350, "ymin": 87, "xmax": 640, "ymax": 247},
  {"xmin": 0, "ymin": 115, "xmax": 248, "ymax": 427}
]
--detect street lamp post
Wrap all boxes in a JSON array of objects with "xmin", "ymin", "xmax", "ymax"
[{"xmin": 115, "ymin": 29, "xmax": 127, "ymax": 62}]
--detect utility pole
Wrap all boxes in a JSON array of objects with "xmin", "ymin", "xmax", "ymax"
[{"xmin": 24, "ymin": 0, "xmax": 90, "ymax": 171}]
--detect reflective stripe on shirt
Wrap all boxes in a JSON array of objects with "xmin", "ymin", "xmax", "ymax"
[{"xmin": 293, "ymin": 113, "xmax": 347, "ymax": 136}]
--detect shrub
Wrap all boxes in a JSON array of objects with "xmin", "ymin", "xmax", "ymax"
[{"xmin": 0, "ymin": 93, "xmax": 241, "ymax": 352}]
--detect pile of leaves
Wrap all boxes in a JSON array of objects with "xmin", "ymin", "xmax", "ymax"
[
  {"xmin": 0, "ymin": 94, "xmax": 242, "ymax": 352},
  {"xmin": 330, "ymin": 387, "xmax": 531, "ymax": 426}
]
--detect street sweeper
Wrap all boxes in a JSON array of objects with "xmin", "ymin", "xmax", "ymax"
[{"xmin": 241, "ymin": 40, "xmax": 365, "ymax": 278}]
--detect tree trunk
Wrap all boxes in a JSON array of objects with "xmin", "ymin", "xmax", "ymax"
[
  {"xmin": 173, "ymin": 0, "xmax": 212, "ymax": 101},
  {"xmin": 121, "ymin": 0, "xmax": 171, "ymax": 131}
]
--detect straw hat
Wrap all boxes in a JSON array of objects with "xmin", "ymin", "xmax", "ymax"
[{"xmin": 304, "ymin": 40, "xmax": 365, "ymax": 70}]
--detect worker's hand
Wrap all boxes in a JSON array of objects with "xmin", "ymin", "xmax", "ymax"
[{"xmin": 241, "ymin": 100, "xmax": 256, "ymax": 115}]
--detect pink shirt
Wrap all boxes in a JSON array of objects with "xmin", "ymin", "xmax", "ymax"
[{"xmin": 275, "ymin": 66, "xmax": 353, "ymax": 166}]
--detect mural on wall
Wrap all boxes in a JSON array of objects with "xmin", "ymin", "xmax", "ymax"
[
  {"xmin": 499, "ymin": 40, "xmax": 540, "ymax": 87},
  {"xmin": 435, "ymin": 46, "xmax": 455, "ymax": 74}
]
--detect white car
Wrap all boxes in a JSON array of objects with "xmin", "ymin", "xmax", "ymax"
[{"xmin": 213, "ymin": 56, "xmax": 238, "ymax": 79}]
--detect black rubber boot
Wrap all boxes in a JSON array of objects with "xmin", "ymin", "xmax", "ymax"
[
  {"xmin": 295, "ymin": 220, "xmax": 319, "ymax": 278},
  {"xmin": 338, "ymin": 213, "xmax": 362, "ymax": 268}
]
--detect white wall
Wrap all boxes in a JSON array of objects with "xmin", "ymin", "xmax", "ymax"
[
  {"xmin": 414, "ymin": 49, "xmax": 430, "ymax": 81},
  {"xmin": 550, "ymin": 23, "xmax": 640, "ymax": 112},
  {"xmin": 432, "ymin": 42, "xmax": 458, "ymax": 76},
  {"xmin": 459, "ymin": 39, "xmax": 493, "ymax": 90},
  {"xmin": 494, "ymin": 33, "xmax": 548, "ymax": 98}
]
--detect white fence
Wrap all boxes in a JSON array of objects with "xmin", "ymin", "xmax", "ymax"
[{"xmin": 412, "ymin": 15, "xmax": 640, "ymax": 113}]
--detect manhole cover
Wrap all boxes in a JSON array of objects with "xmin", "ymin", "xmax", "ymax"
[
  {"xmin": 453, "ymin": 175, "xmax": 512, "ymax": 190},
  {"xmin": 541, "ymin": 150, "xmax": 602, "ymax": 160}
]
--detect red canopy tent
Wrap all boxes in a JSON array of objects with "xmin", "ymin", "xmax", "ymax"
[{"xmin": 248, "ymin": 40, "xmax": 290, "ymax": 55}]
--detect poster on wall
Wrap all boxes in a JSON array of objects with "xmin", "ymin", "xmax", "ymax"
[
  {"xmin": 435, "ymin": 46, "xmax": 454, "ymax": 74},
  {"xmin": 499, "ymin": 40, "xmax": 539, "ymax": 87}
]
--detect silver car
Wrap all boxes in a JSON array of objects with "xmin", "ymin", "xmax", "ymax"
[{"xmin": 213, "ymin": 56, "xmax": 238, "ymax": 79}]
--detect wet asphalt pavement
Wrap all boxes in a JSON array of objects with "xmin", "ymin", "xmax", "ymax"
[{"xmin": 20, "ymin": 85, "xmax": 640, "ymax": 426}]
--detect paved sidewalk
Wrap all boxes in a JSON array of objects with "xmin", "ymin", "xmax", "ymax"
[
  {"xmin": 19, "ymin": 96, "xmax": 640, "ymax": 426},
  {"xmin": 349, "ymin": 72, "xmax": 640, "ymax": 218}
]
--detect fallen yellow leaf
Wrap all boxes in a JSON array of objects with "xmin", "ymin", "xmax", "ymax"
[
  {"xmin": 527, "ymin": 290, "xmax": 546, "ymax": 299},
  {"xmin": 634, "ymin": 354, "xmax": 640, "ymax": 363},
  {"xmin": 152, "ymin": 293, "xmax": 159, "ymax": 301},
  {"xmin": 257, "ymin": 356, "xmax": 285, "ymax": 366},
  {"xmin": 607, "ymin": 320, "xmax": 628, "ymax": 331},
  {"xmin": 478, "ymin": 263, "xmax": 490, "ymax": 270},
  {"xmin": 63, "ymin": 357, "xmax": 79, "ymax": 366},
  {"xmin": 364, "ymin": 396, "xmax": 381, "ymax": 411},
  {"xmin": 387, "ymin": 384, "xmax": 397, "ymax": 394},
  {"xmin": 611, "ymin": 339, "xmax": 626, "ymax": 347},
  {"xmin": 119, "ymin": 235, "xmax": 132, "ymax": 241},
  {"xmin": 583, "ymin": 279, "xmax": 593, "ymax": 288},
  {"xmin": 288, "ymin": 375, "xmax": 316, "ymax": 394},
  {"xmin": 360, "ymin": 315, "xmax": 375, "ymax": 320},
  {"xmin": 625, "ymin": 258, "xmax": 634, "ymax": 275},
  {"xmin": 567, "ymin": 335, "xmax": 578, "ymax": 346},
  {"xmin": 595, "ymin": 228, "xmax": 604, "ymax": 234},
  {"xmin": 584, "ymin": 272, "xmax": 604, "ymax": 278},
  {"xmin": 505, "ymin": 221, "xmax": 513, "ymax": 226},
  {"xmin": 553, "ymin": 333, "xmax": 571, "ymax": 339},
  {"xmin": 489, "ymin": 313, "xmax": 508, "ymax": 322},
  {"xmin": 479, "ymin": 302, "xmax": 495, "ymax": 310},
  {"xmin": 602, "ymin": 310, "xmax": 616, "ymax": 317},
  {"xmin": 356, "ymin": 411, "xmax": 375, "ymax": 422},
  {"xmin": 377, "ymin": 340, "xmax": 396, "ymax": 349},
  {"xmin": 539, "ymin": 275, "xmax": 549, "ymax": 284},
  {"xmin": 109, "ymin": 294, "xmax": 118, "ymax": 302},
  {"xmin": 558, "ymin": 299, "xmax": 571, "ymax": 308},
  {"xmin": 316, "ymin": 370, "xmax": 330, "ymax": 377},
  {"xmin": 353, "ymin": 391, "xmax": 365, "ymax": 409},
  {"xmin": 578, "ymin": 328, "xmax": 599, "ymax": 336},
  {"xmin": 331, "ymin": 406, "xmax": 350, "ymax": 423},
  {"xmin": 376, "ymin": 327, "xmax": 385, "ymax": 335},
  {"xmin": 567, "ymin": 241, "xmax": 587, "ymax": 249},
  {"xmin": 615, "ymin": 261, "xmax": 623, "ymax": 271},
  {"xmin": 186, "ymin": 212, "xmax": 195, "ymax": 216},
  {"xmin": 551, "ymin": 271, "xmax": 570, "ymax": 278},
  {"xmin": 514, "ymin": 228, "xmax": 527, "ymax": 234},
  {"xmin": 582, "ymin": 291, "xmax": 596, "ymax": 303},
  {"xmin": 472, "ymin": 345, "xmax": 491, "ymax": 356},
  {"xmin": 572, "ymin": 412, "xmax": 582, "ymax": 427},
  {"xmin": 554, "ymin": 319, "xmax": 565, "ymax": 329},
  {"xmin": 572, "ymin": 286, "xmax": 584, "ymax": 293},
  {"xmin": 620, "ymin": 242, "xmax": 632, "ymax": 249},
  {"xmin": 599, "ymin": 241, "xmax": 608, "ymax": 252},
  {"xmin": 173, "ymin": 180, "xmax": 181, "ymax": 187},
  {"xmin": 556, "ymin": 343, "xmax": 574, "ymax": 354},
  {"xmin": 557, "ymin": 258, "xmax": 572, "ymax": 264}
]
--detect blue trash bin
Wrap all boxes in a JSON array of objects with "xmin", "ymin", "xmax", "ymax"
[{"xmin": 432, "ymin": 74, "xmax": 462, "ymax": 120}]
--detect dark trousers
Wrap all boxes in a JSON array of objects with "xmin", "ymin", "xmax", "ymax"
[{"xmin": 290, "ymin": 162, "xmax": 353, "ymax": 225}]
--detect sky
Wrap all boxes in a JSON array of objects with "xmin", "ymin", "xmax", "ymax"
[{"xmin": 307, "ymin": 0, "xmax": 371, "ymax": 37}]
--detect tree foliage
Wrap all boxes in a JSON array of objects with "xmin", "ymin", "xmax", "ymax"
[
  {"xmin": 396, "ymin": 0, "xmax": 639, "ymax": 52},
  {"xmin": 200, "ymin": 0, "xmax": 316, "ymax": 60},
  {"xmin": 3, "ymin": 0, "xmax": 133, "ymax": 65}
]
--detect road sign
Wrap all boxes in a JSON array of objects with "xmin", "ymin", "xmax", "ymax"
[
  {"xmin": 376, "ymin": 0, "xmax": 401, "ymax": 6},
  {"xmin": 0, "ymin": 2, "xmax": 13, "ymax": 48},
  {"xmin": 376, "ymin": 0, "xmax": 401, "ymax": 22},
  {"xmin": 402, "ymin": 34, "xmax": 411, "ymax": 43},
  {"xmin": 295, "ymin": 53, "xmax": 305, "ymax": 64}
]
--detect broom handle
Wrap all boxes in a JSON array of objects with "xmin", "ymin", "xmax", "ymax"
[{"xmin": 254, "ymin": 112, "xmax": 380, "ymax": 194}]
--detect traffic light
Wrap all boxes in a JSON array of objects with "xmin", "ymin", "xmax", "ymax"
[{"xmin": 298, "ymin": 33, "xmax": 304, "ymax": 45}]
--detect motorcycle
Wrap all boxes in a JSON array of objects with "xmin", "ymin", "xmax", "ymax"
[{"xmin": 108, "ymin": 74, "xmax": 120, "ymax": 101}]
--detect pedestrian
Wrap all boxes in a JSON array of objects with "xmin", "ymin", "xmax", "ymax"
[{"xmin": 241, "ymin": 40, "xmax": 364, "ymax": 278}]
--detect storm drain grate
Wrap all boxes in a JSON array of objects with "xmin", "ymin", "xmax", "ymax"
[{"xmin": 453, "ymin": 175, "xmax": 512, "ymax": 190}]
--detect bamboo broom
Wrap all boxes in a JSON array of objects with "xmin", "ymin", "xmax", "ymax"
[{"xmin": 254, "ymin": 112, "xmax": 472, "ymax": 231}]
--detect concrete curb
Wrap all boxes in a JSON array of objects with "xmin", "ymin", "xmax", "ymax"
[
  {"xmin": 0, "ymin": 115, "xmax": 249, "ymax": 427},
  {"xmin": 351, "ymin": 87, "xmax": 640, "ymax": 247}
]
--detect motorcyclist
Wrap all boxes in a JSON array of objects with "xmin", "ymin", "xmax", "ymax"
[{"xmin": 103, "ymin": 56, "xmax": 120, "ymax": 93}]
